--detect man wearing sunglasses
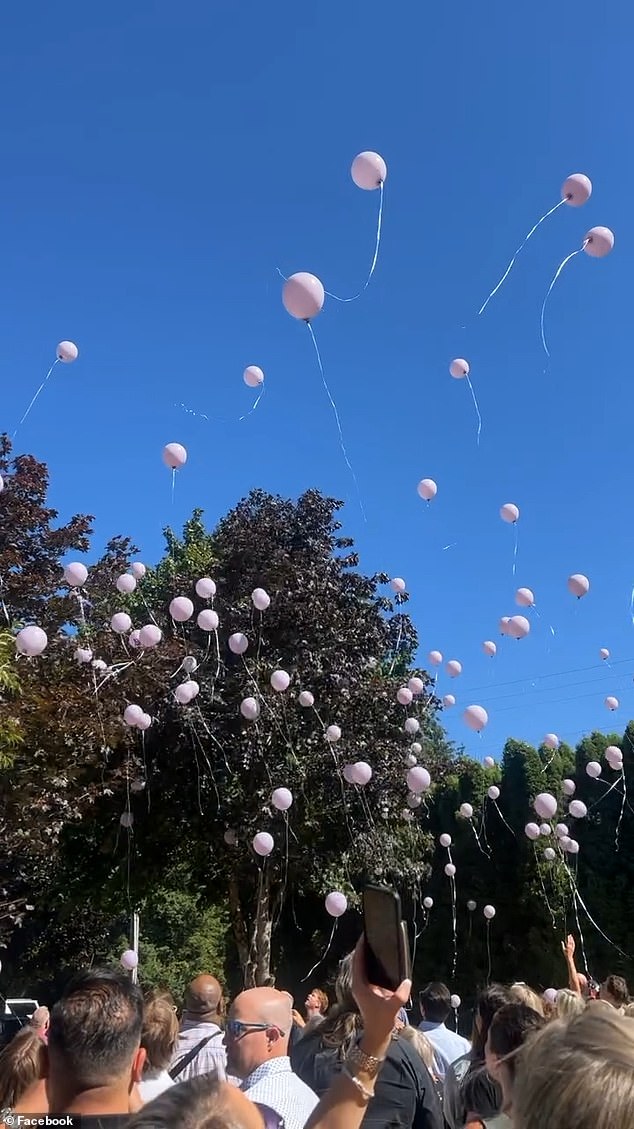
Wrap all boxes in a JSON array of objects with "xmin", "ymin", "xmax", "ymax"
[{"xmin": 225, "ymin": 988, "xmax": 318, "ymax": 1129}]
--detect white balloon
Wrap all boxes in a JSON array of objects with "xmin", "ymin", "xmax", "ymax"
[
  {"xmin": 423, "ymin": 896, "xmax": 433, "ymax": 910},
  {"xmin": 57, "ymin": 340, "xmax": 79, "ymax": 363},
  {"xmin": 390, "ymin": 577, "xmax": 406, "ymax": 594},
  {"xmin": 252, "ymin": 588, "xmax": 271, "ymax": 611},
  {"xmin": 270, "ymin": 670, "xmax": 290, "ymax": 692},
  {"xmin": 439, "ymin": 833, "xmax": 452, "ymax": 848},
  {"xmin": 130, "ymin": 562, "xmax": 146, "ymax": 579},
  {"xmin": 326, "ymin": 725, "xmax": 342, "ymax": 742},
  {"xmin": 196, "ymin": 577, "xmax": 217, "ymax": 599},
  {"xmin": 116, "ymin": 574, "xmax": 136, "ymax": 594},
  {"xmin": 240, "ymin": 697, "xmax": 260, "ymax": 720},
  {"xmin": 111, "ymin": 612, "xmax": 132, "ymax": 634},
  {"xmin": 63, "ymin": 562, "xmax": 88, "ymax": 587},
  {"xmin": 405, "ymin": 717, "xmax": 421, "ymax": 734},
  {"xmin": 459, "ymin": 803, "xmax": 473, "ymax": 819},
  {"xmin": 197, "ymin": 609, "xmax": 219, "ymax": 632},
  {"xmin": 298, "ymin": 690, "xmax": 314, "ymax": 708},
  {"xmin": 139, "ymin": 624, "xmax": 162, "ymax": 648},
  {"xmin": 586, "ymin": 761, "xmax": 602, "ymax": 778},
  {"xmin": 229, "ymin": 633, "xmax": 249, "ymax": 655},
  {"xmin": 483, "ymin": 905, "xmax": 496, "ymax": 920},
  {"xmin": 562, "ymin": 779, "xmax": 576, "ymax": 797},
  {"xmin": 397, "ymin": 687, "xmax": 413, "ymax": 706},
  {"xmin": 450, "ymin": 994, "xmax": 461, "ymax": 1009},
  {"xmin": 244, "ymin": 365, "xmax": 265, "ymax": 388}
]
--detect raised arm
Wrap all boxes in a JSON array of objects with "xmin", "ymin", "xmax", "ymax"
[{"xmin": 562, "ymin": 933, "xmax": 582, "ymax": 996}]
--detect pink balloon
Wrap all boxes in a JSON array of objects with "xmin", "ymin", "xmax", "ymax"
[
  {"xmin": 569, "ymin": 800, "xmax": 587, "ymax": 819},
  {"xmin": 325, "ymin": 891, "xmax": 348, "ymax": 917},
  {"xmin": 282, "ymin": 273, "xmax": 325, "ymax": 320},
  {"xmin": 342, "ymin": 764, "xmax": 356, "ymax": 784},
  {"xmin": 600, "ymin": 647, "xmax": 610, "ymax": 661},
  {"xmin": 428, "ymin": 650, "xmax": 443, "ymax": 666},
  {"xmin": 423, "ymin": 896, "xmax": 433, "ymax": 910},
  {"xmin": 488, "ymin": 785, "xmax": 500, "ymax": 800},
  {"xmin": 16, "ymin": 625, "xmax": 47, "ymax": 656},
  {"xmin": 482, "ymin": 640, "xmax": 497, "ymax": 658},
  {"xmin": 196, "ymin": 577, "xmax": 216, "ymax": 599},
  {"xmin": 326, "ymin": 724, "xmax": 342, "ymax": 742},
  {"xmin": 240, "ymin": 697, "xmax": 260, "ymax": 720},
  {"xmin": 584, "ymin": 226, "xmax": 615, "ymax": 258},
  {"xmin": 175, "ymin": 681, "xmax": 199, "ymax": 705},
  {"xmin": 534, "ymin": 793, "xmax": 558, "ymax": 820},
  {"xmin": 442, "ymin": 695, "xmax": 455, "ymax": 709},
  {"xmin": 111, "ymin": 612, "xmax": 132, "ymax": 634},
  {"xmin": 605, "ymin": 696, "xmax": 619, "ymax": 711},
  {"xmin": 565, "ymin": 839, "xmax": 580, "ymax": 855},
  {"xmin": 606, "ymin": 745, "xmax": 623, "ymax": 770},
  {"xmin": 162, "ymin": 443, "xmax": 187, "ymax": 470},
  {"xmin": 123, "ymin": 704, "xmax": 144, "ymax": 726},
  {"xmin": 539, "ymin": 823, "xmax": 551, "ymax": 836},
  {"xmin": 459, "ymin": 803, "xmax": 473, "ymax": 819},
  {"xmin": 562, "ymin": 173, "xmax": 592, "ymax": 207},
  {"xmin": 525, "ymin": 822, "xmax": 541, "ymax": 841},
  {"xmin": 562, "ymin": 780, "xmax": 576, "ymax": 797},
  {"xmin": 586, "ymin": 761, "xmax": 601, "ymax": 778},
  {"xmin": 500, "ymin": 503, "xmax": 520, "ymax": 524},
  {"xmin": 445, "ymin": 863, "xmax": 456, "ymax": 877},
  {"xmin": 57, "ymin": 341, "xmax": 79, "ymax": 363},
  {"xmin": 405, "ymin": 717, "xmax": 421, "ymax": 733},
  {"xmin": 417, "ymin": 478, "xmax": 437, "ymax": 502},
  {"xmin": 271, "ymin": 787, "xmax": 293, "ymax": 811},
  {"xmin": 483, "ymin": 905, "xmax": 496, "ymax": 920},
  {"xmin": 556, "ymin": 822, "xmax": 569, "ymax": 838},
  {"xmin": 543, "ymin": 848, "xmax": 556, "ymax": 862},
  {"xmin": 499, "ymin": 617, "xmax": 511, "ymax": 636},
  {"xmin": 63, "ymin": 561, "xmax": 88, "ymax": 587},
  {"xmin": 75, "ymin": 647, "xmax": 92, "ymax": 664},
  {"xmin": 253, "ymin": 832, "xmax": 274, "ymax": 857},
  {"xmin": 252, "ymin": 588, "xmax": 270, "ymax": 611},
  {"xmin": 439, "ymin": 833, "xmax": 452, "ymax": 848},
  {"xmin": 408, "ymin": 792, "xmax": 422, "ymax": 808},
  {"xmin": 408, "ymin": 676, "xmax": 425, "ymax": 696},
  {"xmin": 390, "ymin": 577, "xmax": 406, "ymax": 594},
  {"xmin": 92, "ymin": 659, "xmax": 107, "ymax": 671},
  {"xmin": 120, "ymin": 949, "xmax": 138, "ymax": 970},
  {"xmin": 116, "ymin": 573, "xmax": 136, "ymax": 594},
  {"xmin": 483, "ymin": 756, "xmax": 495, "ymax": 769},
  {"xmin": 243, "ymin": 365, "xmax": 264, "ymax": 388},
  {"xmin": 270, "ymin": 670, "xmax": 290, "ymax": 692},
  {"xmin": 351, "ymin": 761, "xmax": 372, "ymax": 785},
  {"xmin": 139, "ymin": 624, "xmax": 162, "ymax": 648},
  {"xmin": 397, "ymin": 687, "xmax": 413, "ymax": 706},
  {"xmin": 407, "ymin": 766, "xmax": 431, "ymax": 793},
  {"xmin": 515, "ymin": 587, "xmax": 535, "ymax": 608},
  {"xmin": 229, "ymin": 632, "xmax": 248, "ymax": 655},
  {"xmin": 137, "ymin": 713, "xmax": 152, "ymax": 731},
  {"xmin": 508, "ymin": 615, "xmax": 530, "ymax": 640},
  {"xmin": 463, "ymin": 705, "xmax": 488, "ymax": 732},
  {"xmin": 544, "ymin": 733, "xmax": 560, "ymax": 750},
  {"xmin": 449, "ymin": 358, "xmax": 470, "ymax": 379},
  {"xmin": 197, "ymin": 609, "xmax": 219, "ymax": 632},
  {"xmin": 131, "ymin": 562, "xmax": 146, "ymax": 580},
  {"xmin": 0, "ymin": 475, "xmax": 4, "ymax": 492},
  {"xmin": 568, "ymin": 574, "xmax": 590, "ymax": 598},
  {"xmin": 446, "ymin": 660, "xmax": 462, "ymax": 678},
  {"xmin": 298, "ymin": 690, "xmax": 314, "ymax": 707},
  {"xmin": 170, "ymin": 596, "xmax": 194, "ymax": 623},
  {"xmin": 351, "ymin": 151, "xmax": 387, "ymax": 189}
]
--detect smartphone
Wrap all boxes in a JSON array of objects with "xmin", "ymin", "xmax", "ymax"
[{"xmin": 363, "ymin": 885, "xmax": 411, "ymax": 991}]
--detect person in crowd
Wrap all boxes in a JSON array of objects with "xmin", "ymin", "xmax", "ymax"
[
  {"xmin": 29, "ymin": 1006, "xmax": 50, "ymax": 1042},
  {"xmin": 462, "ymin": 1002, "xmax": 545, "ymax": 1128},
  {"xmin": 600, "ymin": 973, "xmax": 629, "ymax": 1011},
  {"xmin": 561, "ymin": 933, "xmax": 590, "ymax": 997},
  {"xmin": 45, "ymin": 966, "xmax": 145, "ymax": 1126},
  {"xmin": 129, "ymin": 935, "xmax": 417, "ymax": 1129},
  {"xmin": 292, "ymin": 951, "xmax": 443, "ymax": 1128},
  {"xmin": 169, "ymin": 974, "xmax": 228, "ymax": 1083},
  {"xmin": 306, "ymin": 989, "xmax": 329, "ymax": 1023},
  {"xmin": 400, "ymin": 1025, "xmax": 444, "ymax": 1109},
  {"xmin": 0, "ymin": 1025, "xmax": 46, "ymax": 1114},
  {"xmin": 138, "ymin": 990, "xmax": 179, "ymax": 1102},
  {"xmin": 418, "ymin": 981, "xmax": 470, "ymax": 1080},
  {"xmin": 508, "ymin": 983, "xmax": 544, "ymax": 1016},
  {"xmin": 225, "ymin": 985, "xmax": 318, "ymax": 1129},
  {"xmin": 512, "ymin": 1003, "xmax": 634, "ymax": 1128},
  {"xmin": 443, "ymin": 983, "xmax": 510, "ymax": 1129},
  {"xmin": 554, "ymin": 987, "xmax": 585, "ymax": 1021}
]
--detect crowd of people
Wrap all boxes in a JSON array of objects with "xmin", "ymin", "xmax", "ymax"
[{"xmin": 0, "ymin": 933, "xmax": 632, "ymax": 1128}]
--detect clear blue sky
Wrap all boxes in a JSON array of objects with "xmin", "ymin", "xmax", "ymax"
[{"xmin": 3, "ymin": 0, "xmax": 632, "ymax": 761}]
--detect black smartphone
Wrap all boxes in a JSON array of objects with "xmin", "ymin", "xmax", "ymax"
[{"xmin": 363, "ymin": 885, "xmax": 411, "ymax": 991}]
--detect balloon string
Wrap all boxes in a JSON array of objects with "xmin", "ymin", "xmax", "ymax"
[
  {"xmin": 178, "ymin": 387, "xmax": 265, "ymax": 425},
  {"xmin": 486, "ymin": 920, "xmax": 492, "ymax": 983},
  {"xmin": 492, "ymin": 799, "xmax": 516, "ymax": 839},
  {"xmin": 470, "ymin": 821, "xmax": 490, "ymax": 859},
  {"xmin": 450, "ymin": 873, "xmax": 458, "ymax": 979},
  {"xmin": 512, "ymin": 524, "xmax": 519, "ymax": 578},
  {"xmin": 533, "ymin": 845, "xmax": 557, "ymax": 930},
  {"xmin": 13, "ymin": 358, "xmax": 59, "ymax": 437},
  {"xmin": 465, "ymin": 375, "xmax": 482, "ymax": 446},
  {"xmin": 326, "ymin": 181, "xmax": 384, "ymax": 302},
  {"xmin": 477, "ymin": 198, "xmax": 566, "ymax": 317},
  {"xmin": 301, "ymin": 919, "xmax": 337, "ymax": 982},
  {"xmin": 570, "ymin": 867, "xmax": 630, "ymax": 960},
  {"xmin": 616, "ymin": 767, "xmax": 627, "ymax": 852},
  {"xmin": 305, "ymin": 321, "xmax": 366, "ymax": 523},
  {"xmin": 540, "ymin": 246, "xmax": 584, "ymax": 357}
]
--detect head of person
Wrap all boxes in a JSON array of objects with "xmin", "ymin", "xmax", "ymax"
[
  {"xmin": 509, "ymin": 983, "xmax": 545, "ymax": 1017},
  {"xmin": 513, "ymin": 1004, "xmax": 634, "ymax": 1129},
  {"xmin": 127, "ymin": 1072, "xmax": 274, "ymax": 1129},
  {"xmin": 419, "ymin": 981, "xmax": 451, "ymax": 1024},
  {"xmin": 485, "ymin": 1003, "xmax": 545, "ymax": 1109},
  {"xmin": 399, "ymin": 1026, "xmax": 437, "ymax": 1075},
  {"xmin": 30, "ymin": 1007, "xmax": 50, "ymax": 1039},
  {"xmin": 555, "ymin": 988, "xmax": 586, "ymax": 1022},
  {"xmin": 183, "ymin": 974, "xmax": 224, "ymax": 1024},
  {"xmin": 225, "ymin": 988, "xmax": 292, "ymax": 1081},
  {"xmin": 46, "ymin": 967, "xmax": 145, "ymax": 1112},
  {"xmin": 319, "ymin": 952, "xmax": 362, "ymax": 1057},
  {"xmin": 600, "ymin": 974, "xmax": 629, "ymax": 1010},
  {"xmin": 141, "ymin": 990, "xmax": 179, "ymax": 1074},
  {"xmin": 305, "ymin": 989, "xmax": 329, "ymax": 1018},
  {"xmin": 0, "ymin": 1026, "xmax": 46, "ymax": 1110},
  {"xmin": 471, "ymin": 983, "xmax": 512, "ymax": 1058}
]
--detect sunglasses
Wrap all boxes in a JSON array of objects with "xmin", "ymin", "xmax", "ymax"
[
  {"xmin": 226, "ymin": 1019, "xmax": 286, "ymax": 1040},
  {"xmin": 255, "ymin": 1104, "xmax": 285, "ymax": 1129}
]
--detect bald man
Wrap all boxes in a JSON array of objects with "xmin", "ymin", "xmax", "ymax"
[
  {"xmin": 169, "ymin": 974, "xmax": 228, "ymax": 1084},
  {"xmin": 225, "ymin": 987, "xmax": 318, "ymax": 1129}
]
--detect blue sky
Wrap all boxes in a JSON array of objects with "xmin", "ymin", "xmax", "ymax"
[{"xmin": 3, "ymin": 0, "xmax": 632, "ymax": 761}]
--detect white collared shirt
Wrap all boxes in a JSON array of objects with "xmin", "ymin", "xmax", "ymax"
[
  {"xmin": 169, "ymin": 1019, "xmax": 227, "ymax": 1082},
  {"xmin": 241, "ymin": 1056, "xmax": 318, "ymax": 1129}
]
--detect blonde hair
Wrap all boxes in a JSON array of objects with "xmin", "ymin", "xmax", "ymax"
[
  {"xmin": 0, "ymin": 1027, "xmax": 45, "ymax": 1110},
  {"xmin": 555, "ymin": 988, "xmax": 586, "ymax": 1021},
  {"xmin": 509, "ymin": 983, "xmax": 545, "ymax": 1017},
  {"xmin": 141, "ymin": 991, "xmax": 179, "ymax": 1072},
  {"xmin": 513, "ymin": 1004, "xmax": 634, "ymax": 1129},
  {"xmin": 399, "ymin": 1026, "xmax": 437, "ymax": 1074}
]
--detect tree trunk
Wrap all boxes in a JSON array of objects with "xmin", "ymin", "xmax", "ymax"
[{"xmin": 228, "ymin": 878, "xmax": 250, "ymax": 982}]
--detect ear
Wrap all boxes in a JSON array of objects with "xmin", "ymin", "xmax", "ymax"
[
  {"xmin": 132, "ymin": 1046, "xmax": 147, "ymax": 1084},
  {"xmin": 267, "ymin": 1027, "xmax": 282, "ymax": 1046}
]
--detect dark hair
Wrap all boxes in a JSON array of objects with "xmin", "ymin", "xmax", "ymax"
[
  {"xmin": 49, "ymin": 967, "xmax": 144, "ymax": 1087},
  {"xmin": 419, "ymin": 982, "xmax": 451, "ymax": 1024},
  {"xmin": 472, "ymin": 983, "xmax": 512, "ymax": 1058},
  {"xmin": 128, "ymin": 1072, "xmax": 251, "ymax": 1129},
  {"xmin": 604, "ymin": 975, "xmax": 629, "ymax": 1007},
  {"xmin": 488, "ymin": 1003, "xmax": 546, "ymax": 1082}
]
